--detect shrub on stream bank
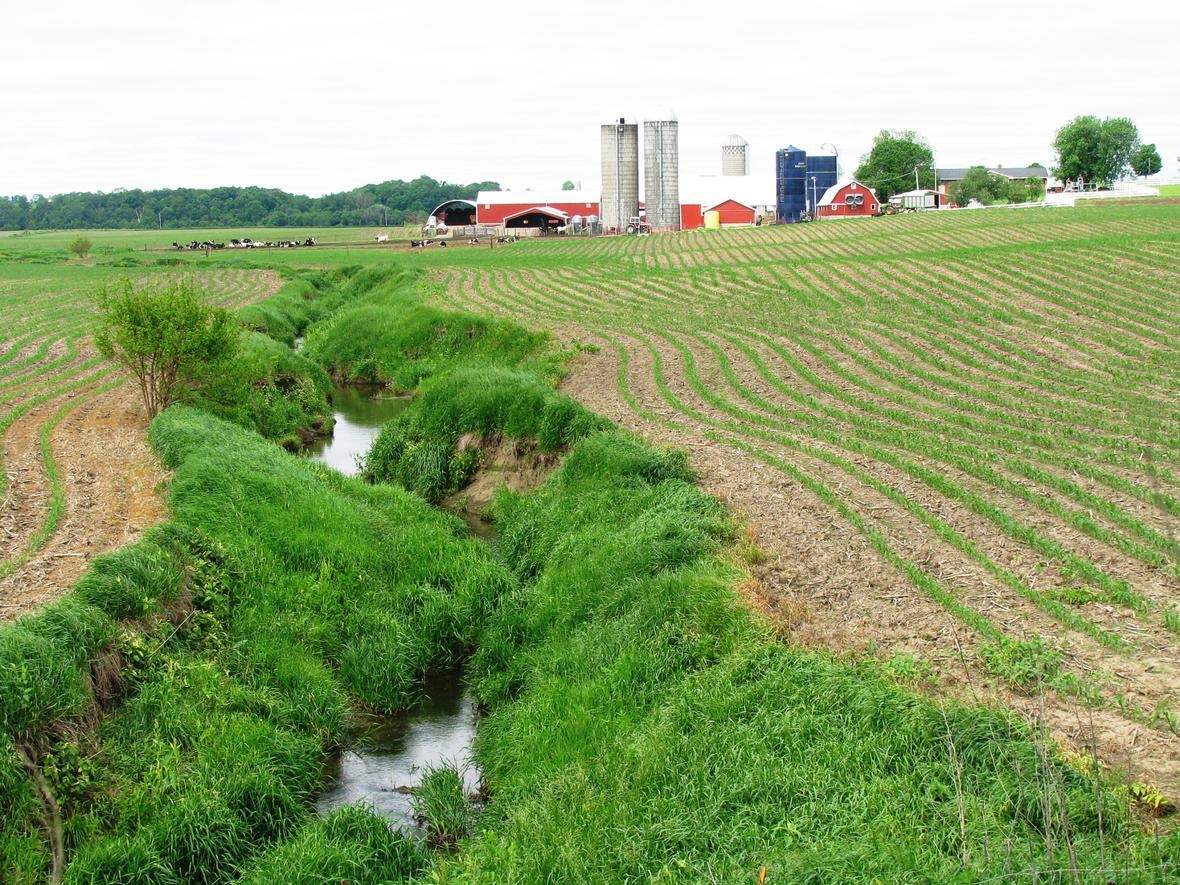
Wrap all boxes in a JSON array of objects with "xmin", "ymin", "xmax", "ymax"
[{"xmin": 183, "ymin": 332, "xmax": 334, "ymax": 447}]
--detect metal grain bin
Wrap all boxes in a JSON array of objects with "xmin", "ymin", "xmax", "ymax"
[{"xmin": 776, "ymin": 146, "xmax": 809, "ymax": 223}]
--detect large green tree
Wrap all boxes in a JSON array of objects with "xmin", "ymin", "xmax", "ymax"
[
  {"xmin": 1052, "ymin": 115, "xmax": 1140, "ymax": 185},
  {"xmin": 854, "ymin": 130, "xmax": 935, "ymax": 203},
  {"xmin": 1131, "ymin": 143, "xmax": 1162, "ymax": 179}
]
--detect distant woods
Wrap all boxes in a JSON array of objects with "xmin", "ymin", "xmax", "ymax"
[{"xmin": 0, "ymin": 176, "xmax": 500, "ymax": 231}]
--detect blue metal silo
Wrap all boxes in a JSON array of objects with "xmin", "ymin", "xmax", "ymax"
[
  {"xmin": 776, "ymin": 147, "xmax": 808, "ymax": 223},
  {"xmin": 805, "ymin": 154, "xmax": 838, "ymax": 213}
]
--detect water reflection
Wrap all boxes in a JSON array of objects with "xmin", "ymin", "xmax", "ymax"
[
  {"xmin": 305, "ymin": 384, "xmax": 409, "ymax": 476},
  {"xmin": 317, "ymin": 671, "xmax": 479, "ymax": 833}
]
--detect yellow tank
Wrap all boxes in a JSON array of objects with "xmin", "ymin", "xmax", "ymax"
[{"xmin": 703, "ymin": 210, "xmax": 721, "ymax": 230}]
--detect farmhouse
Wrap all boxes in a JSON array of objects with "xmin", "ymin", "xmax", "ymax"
[
  {"xmin": 815, "ymin": 179, "xmax": 879, "ymax": 218},
  {"xmin": 935, "ymin": 165, "xmax": 1048, "ymax": 196}
]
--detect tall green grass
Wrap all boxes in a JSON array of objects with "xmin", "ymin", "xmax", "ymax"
[
  {"xmin": 365, "ymin": 366, "xmax": 608, "ymax": 502},
  {"xmin": 448, "ymin": 428, "xmax": 1174, "ymax": 882},
  {"xmin": 235, "ymin": 267, "xmax": 359, "ymax": 346},
  {"xmin": 302, "ymin": 266, "xmax": 558, "ymax": 389},
  {"xmin": 2, "ymin": 405, "xmax": 515, "ymax": 882}
]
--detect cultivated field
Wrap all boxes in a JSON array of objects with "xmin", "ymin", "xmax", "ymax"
[
  {"xmin": 0, "ymin": 260, "xmax": 281, "ymax": 617},
  {"xmin": 423, "ymin": 203, "xmax": 1180, "ymax": 794}
]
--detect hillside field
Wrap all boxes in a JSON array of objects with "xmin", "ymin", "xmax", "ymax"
[
  {"xmin": 0, "ymin": 203, "xmax": 1177, "ymax": 880},
  {"xmin": 418, "ymin": 202, "xmax": 1180, "ymax": 794}
]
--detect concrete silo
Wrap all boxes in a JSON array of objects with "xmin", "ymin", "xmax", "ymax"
[
  {"xmin": 722, "ymin": 134, "xmax": 749, "ymax": 176},
  {"xmin": 643, "ymin": 117, "xmax": 680, "ymax": 231},
  {"xmin": 601, "ymin": 118, "xmax": 639, "ymax": 233}
]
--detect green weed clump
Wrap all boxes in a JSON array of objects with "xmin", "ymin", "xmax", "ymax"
[
  {"xmin": 450, "ymin": 428, "xmax": 1162, "ymax": 882},
  {"xmin": 184, "ymin": 331, "xmax": 334, "ymax": 446},
  {"xmin": 412, "ymin": 763, "xmax": 474, "ymax": 847},
  {"xmin": 237, "ymin": 805, "xmax": 426, "ymax": 884}
]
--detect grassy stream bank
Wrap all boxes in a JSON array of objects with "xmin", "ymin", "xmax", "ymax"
[{"xmin": 1, "ymin": 264, "xmax": 1175, "ymax": 882}]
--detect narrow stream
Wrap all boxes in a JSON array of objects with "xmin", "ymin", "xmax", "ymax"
[
  {"xmin": 305, "ymin": 384, "xmax": 410, "ymax": 476},
  {"xmin": 317, "ymin": 670, "xmax": 480, "ymax": 834},
  {"xmin": 306, "ymin": 380, "xmax": 485, "ymax": 832}
]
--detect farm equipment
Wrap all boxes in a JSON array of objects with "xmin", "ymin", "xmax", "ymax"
[{"xmin": 625, "ymin": 216, "xmax": 651, "ymax": 235}]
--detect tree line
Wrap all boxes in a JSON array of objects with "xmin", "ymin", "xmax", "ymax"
[
  {"xmin": 0, "ymin": 176, "xmax": 500, "ymax": 231},
  {"xmin": 852, "ymin": 115, "xmax": 1163, "ymax": 208}
]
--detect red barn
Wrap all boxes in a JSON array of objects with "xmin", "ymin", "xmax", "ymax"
[
  {"xmin": 679, "ymin": 175, "xmax": 774, "ymax": 229},
  {"xmin": 473, "ymin": 190, "xmax": 599, "ymax": 226},
  {"xmin": 708, "ymin": 199, "xmax": 756, "ymax": 225},
  {"xmin": 816, "ymin": 180, "xmax": 879, "ymax": 218}
]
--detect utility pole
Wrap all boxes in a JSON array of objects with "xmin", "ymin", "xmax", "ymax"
[{"xmin": 811, "ymin": 176, "xmax": 818, "ymax": 220}]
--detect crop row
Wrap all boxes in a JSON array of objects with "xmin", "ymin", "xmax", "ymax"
[
  {"xmin": 0, "ymin": 267, "xmax": 280, "ymax": 591},
  {"xmin": 434, "ymin": 207, "xmax": 1180, "ymax": 721}
]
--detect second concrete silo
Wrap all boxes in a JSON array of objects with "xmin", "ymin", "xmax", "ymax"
[
  {"xmin": 722, "ymin": 134, "xmax": 749, "ymax": 176},
  {"xmin": 601, "ymin": 118, "xmax": 639, "ymax": 233},
  {"xmin": 644, "ymin": 117, "xmax": 680, "ymax": 231}
]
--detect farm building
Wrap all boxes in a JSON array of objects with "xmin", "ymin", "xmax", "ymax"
[
  {"xmin": 679, "ymin": 175, "xmax": 774, "ymax": 229},
  {"xmin": 501, "ymin": 206, "xmax": 570, "ymax": 230},
  {"xmin": 816, "ymin": 180, "xmax": 879, "ymax": 218},
  {"xmin": 890, "ymin": 189, "xmax": 952, "ymax": 210},
  {"xmin": 935, "ymin": 165, "xmax": 1048, "ymax": 195},
  {"xmin": 430, "ymin": 190, "xmax": 600, "ymax": 228},
  {"xmin": 473, "ymin": 190, "xmax": 599, "ymax": 226}
]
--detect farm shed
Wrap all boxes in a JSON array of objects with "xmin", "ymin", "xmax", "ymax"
[
  {"xmin": 474, "ymin": 190, "xmax": 599, "ymax": 226},
  {"xmin": 891, "ymin": 189, "xmax": 950, "ymax": 210},
  {"xmin": 816, "ymin": 180, "xmax": 879, "ymax": 218},
  {"xmin": 502, "ymin": 206, "xmax": 569, "ymax": 230},
  {"xmin": 679, "ymin": 175, "xmax": 773, "ymax": 229},
  {"xmin": 429, "ymin": 199, "xmax": 478, "ymax": 227}
]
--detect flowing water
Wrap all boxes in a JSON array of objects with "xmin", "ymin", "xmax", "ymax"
[
  {"xmin": 305, "ymin": 384, "xmax": 410, "ymax": 476},
  {"xmin": 309, "ymin": 383, "xmax": 483, "ymax": 831},
  {"xmin": 317, "ymin": 671, "xmax": 480, "ymax": 833}
]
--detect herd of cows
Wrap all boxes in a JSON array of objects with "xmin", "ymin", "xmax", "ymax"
[
  {"xmin": 166, "ymin": 232, "xmax": 523, "ymax": 253},
  {"xmin": 171, "ymin": 237, "xmax": 317, "ymax": 251}
]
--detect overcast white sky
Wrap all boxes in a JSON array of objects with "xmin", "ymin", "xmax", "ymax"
[{"xmin": 2, "ymin": 1, "xmax": 1177, "ymax": 198}]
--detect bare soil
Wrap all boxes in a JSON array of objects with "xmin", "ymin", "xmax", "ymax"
[
  {"xmin": 558, "ymin": 341, "xmax": 1180, "ymax": 801},
  {"xmin": 1, "ymin": 384, "xmax": 168, "ymax": 621}
]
